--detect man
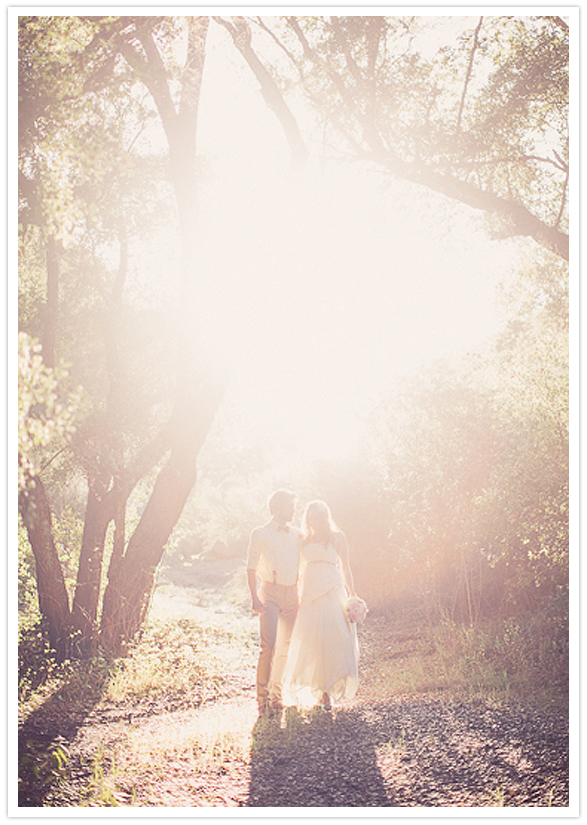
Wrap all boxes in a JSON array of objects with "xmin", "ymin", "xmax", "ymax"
[{"xmin": 246, "ymin": 489, "xmax": 302, "ymax": 715}]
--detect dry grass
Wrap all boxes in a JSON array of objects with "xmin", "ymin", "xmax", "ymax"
[
  {"xmin": 359, "ymin": 608, "xmax": 568, "ymax": 710},
  {"xmin": 82, "ymin": 699, "xmax": 257, "ymax": 806}
]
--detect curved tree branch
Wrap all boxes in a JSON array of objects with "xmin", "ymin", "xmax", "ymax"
[
  {"xmin": 116, "ymin": 27, "xmax": 178, "ymax": 152},
  {"xmin": 274, "ymin": 16, "xmax": 569, "ymax": 260},
  {"xmin": 371, "ymin": 152, "xmax": 569, "ymax": 259},
  {"xmin": 253, "ymin": 16, "xmax": 304, "ymax": 79},
  {"xmin": 456, "ymin": 17, "xmax": 483, "ymax": 137},
  {"xmin": 214, "ymin": 16, "xmax": 308, "ymax": 171}
]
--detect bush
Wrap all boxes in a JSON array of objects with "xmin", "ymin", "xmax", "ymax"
[
  {"xmin": 18, "ymin": 518, "xmax": 39, "ymax": 625},
  {"xmin": 18, "ymin": 619, "xmax": 60, "ymax": 701},
  {"xmin": 429, "ymin": 595, "xmax": 568, "ymax": 704}
]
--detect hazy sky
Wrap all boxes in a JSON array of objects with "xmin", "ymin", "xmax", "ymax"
[{"xmin": 184, "ymin": 17, "xmax": 523, "ymax": 460}]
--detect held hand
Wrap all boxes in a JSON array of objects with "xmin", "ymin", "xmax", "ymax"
[{"xmin": 252, "ymin": 596, "xmax": 264, "ymax": 614}]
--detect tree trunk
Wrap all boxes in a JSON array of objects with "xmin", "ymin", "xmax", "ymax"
[
  {"xmin": 71, "ymin": 469, "xmax": 111, "ymax": 653},
  {"xmin": 43, "ymin": 233, "xmax": 60, "ymax": 368},
  {"xmin": 71, "ymin": 227, "xmax": 128, "ymax": 653},
  {"xmin": 101, "ymin": 429, "xmax": 203, "ymax": 653},
  {"xmin": 19, "ymin": 475, "xmax": 71, "ymax": 658},
  {"xmin": 99, "ymin": 16, "xmax": 221, "ymax": 655}
]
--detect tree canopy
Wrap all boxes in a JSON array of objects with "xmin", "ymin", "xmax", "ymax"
[
  {"xmin": 224, "ymin": 15, "xmax": 569, "ymax": 258},
  {"xmin": 16, "ymin": 14, "xmax": 570, "ymax": 658}
]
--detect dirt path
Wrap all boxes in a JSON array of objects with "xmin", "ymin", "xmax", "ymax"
[{"xmin": 20, "ymin": 563, "xmax": 570, "ymax": 809}]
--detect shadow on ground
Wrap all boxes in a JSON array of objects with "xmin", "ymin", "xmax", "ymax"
[
  {"xmin": 18, "ymin": 659, "xmax": 110, "ymax": 807},
  {"xmin": 363, "ymin": 696, "xmax": 569, "ymax": 807},
  {"xmin": 246, "ymin": 697, "xmax": 569, "ymax": 808},
  {"xmin": 247, "ymin": 705, "xmax": 393, "ymax": 807}
]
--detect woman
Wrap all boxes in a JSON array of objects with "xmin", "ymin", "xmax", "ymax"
[{"xmin": 283, "ymin": 500, "xmax": 359, "ymax": 709}]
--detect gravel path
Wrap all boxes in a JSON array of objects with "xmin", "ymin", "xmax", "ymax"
[
  {"xmin": 38, "ymin": 690, "xmax": 569, "ymax": 808},
  {"xmin": 19, "ymin": 568, "xmax": 570, "ymax": 809},
  {"xmin": 246, "ymin": 696, "xmax": 568, "ymax": 807}
]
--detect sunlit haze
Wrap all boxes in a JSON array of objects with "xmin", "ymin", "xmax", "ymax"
[
  {"xmin": 128, "ymin": 18, "xmax": 522, "ymax": 463},
  {"xmin": 184, "ymin": 21, "xmax": 520, "ymax": 461}
]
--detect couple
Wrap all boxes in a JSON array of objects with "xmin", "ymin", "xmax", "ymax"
[{"xmin": 246, "ymin": 489, "xmax": 360, "ymax": 716}]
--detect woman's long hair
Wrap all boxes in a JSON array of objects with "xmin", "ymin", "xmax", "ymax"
[{"xmin": 303, "ymin": 500, "xmax": 337, "ymax": 545}]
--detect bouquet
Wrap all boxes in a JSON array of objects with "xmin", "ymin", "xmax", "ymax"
[{"xmin": 345, "ymin": 595, "xmax": 368, "ymax": 625}]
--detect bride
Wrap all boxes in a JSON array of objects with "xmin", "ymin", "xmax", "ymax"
[{"xmin": 283, "ymin": 499, "xmax": 359, "ymax": 709}]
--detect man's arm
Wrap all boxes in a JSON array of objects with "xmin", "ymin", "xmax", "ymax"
[
  {"xmin": 246, "ymin": 527, "xmax": 265, "ymax": 613},
  {"xmin": 247, "ymin": 568, "xmax": 264, "ymax": 613}
]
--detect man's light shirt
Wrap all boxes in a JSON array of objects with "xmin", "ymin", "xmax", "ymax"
[{"xmin": 246, "ymin": 520, "xmax": 301, "ymax": 586}]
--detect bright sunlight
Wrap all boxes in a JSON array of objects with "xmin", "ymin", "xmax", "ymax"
[{"xmin": 187, "ymin": 21, "xmax": 521, "ymax": 461}]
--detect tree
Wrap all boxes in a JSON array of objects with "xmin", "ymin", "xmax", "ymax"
[
  {"xmin": 474, "ymin": 253, "xmax": 569, "ymax": 609},
  {"xmin": 18, "ymin": 332, "xmax": 81, "ymax": 654},
  {"xmin": 356, "ymin": 244, "xmax": 568, "ymax": 622},
  {"xmin": 228, "ymin": 15, "xmax": 569, "ymax": 259},
  {"xmin": 18, "ymin": 16, "xmax": 223, "ymax": 656},
  {"xmin": 17, "ymin": 14, "xmax": 570, "ymax": 658},
  {"xmin": 19, "ymin": 15, "xmax": 157, "ymax": 653},
  {"xmin": 96, "ymin": 16, "xmax": 227, "ymax": 654}
]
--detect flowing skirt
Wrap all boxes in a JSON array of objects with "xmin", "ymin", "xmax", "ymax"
[{"xmin": 283, "ymin": 581, "xmax": 359, "ymax": 707}]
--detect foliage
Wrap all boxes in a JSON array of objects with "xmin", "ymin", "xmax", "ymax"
[
  {"xmin": 52, "ymin": 505, "xmax": 85, "ymax": 599},
  {"xmin": 17, "ymin": 14, "xmax": 210, "ymax": 654},
  {"xmin": 18, "ymin": 618, "xmax": 61, "ymax": 700},
  {"xmin": 18, "ymin": 591, "xmax": 257, "ymax": 806},
  {"xmin": 471, "ymin": 255, "xmax": 568, "ymax": 610},
  {"xmin": 18, "ymin": 519, "xmax": 39, "ymax": 622},
  {"xmin": 16, "ymin": 14, "xmax": 569, "ymax": 663},
  {"xmin": 104, "ymin": 617, "xmax": 237, "ymax": 709},
  {"xmin": 18, "ymin": 738, "xmax": 70, "ymax": 805},
  {"xmin": 364, "ymin": 603, "xmax": 567, "ymax": 708},
  {"xmin": 244, "ymin": 15, "xmax": 569, "ymax": 258},
  {"xmin": 18, "ymin": 641, "xmax": 112, "ymax": 806},
  {"xmin": 337, "ymin": 248, "xmax": 569, "ymax": 626},
  {"xmin": 19, "ymin": 16, "xmax": 162, "ymax": 243},
  {"xmin": 428, "ymin": 602, "xmax": 568, "ymax": 704},
  {"xmin": 18, "ymin": 331, "xmax": 84, "ymax": 489}
]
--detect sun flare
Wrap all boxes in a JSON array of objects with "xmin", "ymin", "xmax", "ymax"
[{"xmin": 192, "ymin": 163, "xmax": 513, "ymax": 463}]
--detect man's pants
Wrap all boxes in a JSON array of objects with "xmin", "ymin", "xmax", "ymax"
[{"xmin": 257, "ymin": 581, "xmax": 298, "ymax": 705}]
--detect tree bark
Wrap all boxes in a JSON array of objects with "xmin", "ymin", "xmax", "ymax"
[
  {"xmin": 19, "ymin": 474, "xmax": 71, "ymax": 658},
  {"xmin": 100, "ymin": 16, "xmax": 223, "ymax": 655},
  {"xmin": 43, "ymin": 234, "xmax": 60, "ymax": 368},
  {"xmin": 71, "ymin": 468, "xmax": 111, "ymax": 652},
  {"xmin": 100, "ymin": 416, "xmax": 211, "ymax": 653}
]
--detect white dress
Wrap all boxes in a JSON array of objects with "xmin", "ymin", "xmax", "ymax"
[{"xmin": 283, "ymin": 540, "xmax": 359, "ymax": 707}]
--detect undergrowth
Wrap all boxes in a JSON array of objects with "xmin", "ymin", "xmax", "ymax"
[
  {"xmin": 429, "ymin": 608, "xmax": 568, "ymax": 706},
  {"xmin": 105, "ymin": 617, "xmax": 237, "ymax": 709},
  {"xmin": 18, "ymin": 589, "xmax": 567, "ymax": 807},
  {"xmin": 371, "ymin": 603, "xmax": 568, "ymax": 708},
  {"xmin": 18, "ymin": 599, "xmax": 257, "ymax": 807}
]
